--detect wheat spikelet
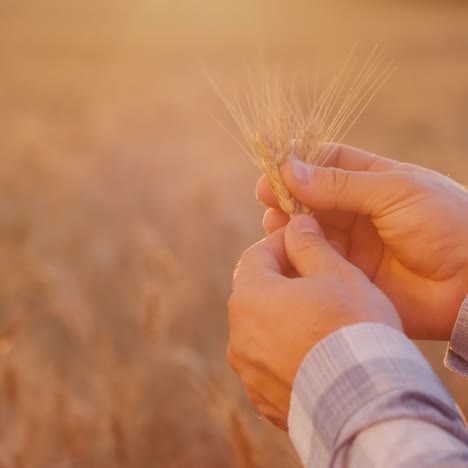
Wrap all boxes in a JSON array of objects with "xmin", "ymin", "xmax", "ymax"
[{"xmin": 213, "ymin": 46, "xmax": 394, "ymax": 216}]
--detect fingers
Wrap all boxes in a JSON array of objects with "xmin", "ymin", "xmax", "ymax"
[
  {"xmin": 256, "ymin": 175, "xmax": 280, "ymax": 209},
  {"xmin": 233, "ymin": 228, "xmax": 289, "ymax": 291},
  {"xmin": 282, "ymin": 159, "xmax": 417, "ymax": 216},
  {"xmin": 263, "ymin": 209, "xmax": 348, "ymax": 258},
  {"xmin": 321, "ymin": 143, "xmax": 398, "ymax": 172},
  {"xmin": 284, "ymin": 215, "xmax": 343, "ymax": 277},
  {"xmin": 263, "ymin": 208, "xmax": 289, "ymax": 234},
  {"xmin": 327, "ymin": 239, "xmax": 348, "ymax": 259},
  {"xmin": 255, "ymin": 144, "xmax": 399, "ymax": 210}
]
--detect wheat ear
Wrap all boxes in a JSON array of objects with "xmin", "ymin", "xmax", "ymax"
[{"xmin": 212, "ymin": 47, "xmax": 394, "ymax": 216}]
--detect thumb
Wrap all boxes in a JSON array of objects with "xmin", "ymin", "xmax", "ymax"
[
  {"xmin": 283, "ymin": 159, "xmax": 414, "ymax": 216},
  {"xmin": 285, "ymin": 215, "xmax": 343, "ymax": 277}
]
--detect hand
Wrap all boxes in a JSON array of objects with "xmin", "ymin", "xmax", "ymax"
[
  {"xmin": 257, "ymin": 145, "xmax": 468, "ymax": 340},
  {"xmin": 227, "ymin": 215, "xmax": 401, "ymax": 430}
]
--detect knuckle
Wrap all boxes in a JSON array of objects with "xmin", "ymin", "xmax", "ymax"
[
  {"xmin": 331, "ymin": 168, "xmax": 350, "ymax": 196},
  {"xmin": 294, "ymin": 233, "xmax": 322, "ymax": 256},
  {"xmin": 238, "ymin": 244, "xmax": 255, "ymax": 267},
  {"xmin": 319, "ymin": 167, "xmax": 350, "ymax": 197},
  {"xmin": 227, "ymin": 290, "xmax": 250, "ymax": 323},
  {"xmin": 398, "ymin": 172, "xmax": 422, "ymax": 191},
  {"xmin": 238, "ymin": 250, "xmax": 248, "ymax": 265},
  {"xmin": 227, "ymin": 292, "xmax": 241, "ymax": 317},
  {"xmin": 293, "ymin": 238, "xmax": 314, "ymax": 257},
  {"xmin": 233, "ymin": 244, "xmax": 257, "ymax": 287}
]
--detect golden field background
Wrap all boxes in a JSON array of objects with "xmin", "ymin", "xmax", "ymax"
[{"xmin": 1, "ymin": 1, "xmax": 468, "ymax": 466}]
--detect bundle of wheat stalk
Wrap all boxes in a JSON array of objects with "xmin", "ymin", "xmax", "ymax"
[{"xmin": 215, "ymin": 47, "xmax": 394, "ymax": 216}]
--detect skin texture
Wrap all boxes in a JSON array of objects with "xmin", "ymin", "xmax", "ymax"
[
  {"xmin": 228, "ymin": 144, "xmax": 468, "ymax": 431},
  {"xmin": 227, "ymin": 215, "xmax": 402, "ymax": 430},
  {"xmin": 257, "ymin": 144, "xmax": 468, "ymax": 340}
]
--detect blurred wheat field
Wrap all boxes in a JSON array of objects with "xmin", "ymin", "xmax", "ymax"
[{"xmin": 1, "ymin": 1, "xmax": 468, "ymax": 466}]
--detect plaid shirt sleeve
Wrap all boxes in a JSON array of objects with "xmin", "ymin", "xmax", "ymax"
[
  {"xmin": 445, "ymin": 295, "xmax": 468, "ymax": 376},
  {"xmin": 288, "ymin": 295, "xmax": 468, "ymax": 468}
]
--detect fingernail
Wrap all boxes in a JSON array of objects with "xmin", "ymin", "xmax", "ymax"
[
  {"xmin": 292, "ymin": 160, "xmax": 313, "ymax": 185},
  {"xmin": 290, "ymin": 215, "xmax": 320, "ymax": 233}
]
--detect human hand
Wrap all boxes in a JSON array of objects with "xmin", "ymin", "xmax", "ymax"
[
  {"xmin": 256, "ymin": 145, "xmax": 468, "ymax": 340},
  {"xmin": 227, "ymin": 215, "xmax": 401, "ymax": 430}
]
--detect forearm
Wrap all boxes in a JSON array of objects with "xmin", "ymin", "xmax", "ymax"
[{"xmin": 289, "ymin": 311, "xmax": 468, "ymax": 467}]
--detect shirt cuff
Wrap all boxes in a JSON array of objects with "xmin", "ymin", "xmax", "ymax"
[
  {"xmin": 445, "ymin": 295, "xmax": 468, "ymax": 376},
  {"xmin": 288, "ymin": 323, "xmax": 465, "ymax": 468}
]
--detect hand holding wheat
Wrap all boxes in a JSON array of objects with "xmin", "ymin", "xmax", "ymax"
[
  {"xmin": 257, "ymin": 144, "xmax": 468, "ymax": 340},
  {"xmin": 214, "ymin": 47, "xmax": 394, "ymax": 216},
  {"xmin": 227, "ymin": 214, "xmax": 402, "ymax": 430}
]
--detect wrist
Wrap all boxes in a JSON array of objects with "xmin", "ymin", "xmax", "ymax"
[{"xmin": 288, "ymin": 322, "xmax": 465, "ymax": 467}]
